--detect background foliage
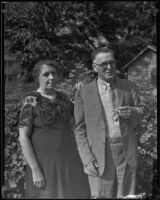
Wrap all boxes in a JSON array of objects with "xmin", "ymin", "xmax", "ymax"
[
  {"xmin": 4, "ymin": 1, "xmax": 157, "ymax": 79},
  {"xmin": 3, "ymin": 1, "xmax": 159, "ymax": 199}
]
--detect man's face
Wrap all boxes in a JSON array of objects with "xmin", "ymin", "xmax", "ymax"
[
  {"xmin": 93, "ymin": 52, "xmax": 116, "ymax": 82},
  {"xmin": 38, "ymin": 64, "xmax": 58, "ymax": 90}
]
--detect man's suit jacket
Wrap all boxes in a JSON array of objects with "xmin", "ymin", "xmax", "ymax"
[{"xmin": 74, "ymin": 78, "xmax": 144, "ymax": 176}]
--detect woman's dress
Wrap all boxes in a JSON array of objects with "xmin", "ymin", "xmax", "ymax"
[{"xmin": 19, "ymin": 91, "xmax": 90, "ymax": 198}]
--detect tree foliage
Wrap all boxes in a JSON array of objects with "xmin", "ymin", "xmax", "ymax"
[{"xmin": 3, "ymin": 1, "xmax": 158, "ymax": 81}]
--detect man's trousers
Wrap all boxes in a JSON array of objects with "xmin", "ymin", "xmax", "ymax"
[{"xmin": 88, "ymin": 137, "xmax": 137, "ymax": 198}]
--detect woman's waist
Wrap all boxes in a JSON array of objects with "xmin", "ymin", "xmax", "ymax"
[
  {"xmin": 32, "ymin": 128, "xmax": 72, "ymax": 149},
  {"xmin": 33, "ymin": 126, "xmax": 71, "ymax": 134}
]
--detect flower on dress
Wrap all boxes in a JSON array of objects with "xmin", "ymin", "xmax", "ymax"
[{"xmin": 23, "ymin": 96, "xmax": 37, "ymax": 107}]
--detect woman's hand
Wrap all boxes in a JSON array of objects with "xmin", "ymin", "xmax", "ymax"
[
  {"xmin": 32, "ymin": 168, "xmax": 45, "ymax": 189},
  {"xmin": 75, "ymin": 81, "xmax": 84, "ymax": 90}
]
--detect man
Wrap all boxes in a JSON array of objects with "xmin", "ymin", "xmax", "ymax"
[{"xmin": 74, "ymin": 47, "xmax": 144, "ymax": 198}]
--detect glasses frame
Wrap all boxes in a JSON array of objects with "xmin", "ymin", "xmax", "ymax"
[{"xmin": 93, "ymin": 60, "xmax": 117, "ymax": 69}]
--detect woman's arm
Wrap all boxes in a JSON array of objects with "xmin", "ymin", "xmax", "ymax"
[{"xmin": 19, "ymin": 126, "xmax": 45, "ymax": 188}]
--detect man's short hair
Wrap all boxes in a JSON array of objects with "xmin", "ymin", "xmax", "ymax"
[{"xmin": 92, "ymin": 47, "xmax": 115, "ymax": 61}]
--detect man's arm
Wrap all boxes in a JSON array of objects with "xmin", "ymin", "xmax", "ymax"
[{"xmin": 74, "ymin": 88, "xmax": 97, "ymax": 166}]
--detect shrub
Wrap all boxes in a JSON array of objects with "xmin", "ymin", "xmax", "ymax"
[
  {"xmin": 136, "ymin": 94, "xmax": 157, "ymax": 195},
  {"xmin": 3, "ymin": 91, "xmax": 26, "ymax": 198}
]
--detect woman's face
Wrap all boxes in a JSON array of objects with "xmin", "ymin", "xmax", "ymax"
[{"xmin": 38, "ymin": 64, "xmax": 58, "ymax": 90}]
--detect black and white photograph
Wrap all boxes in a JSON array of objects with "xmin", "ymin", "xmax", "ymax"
[{"xmin": 1, "ymin": 1, "xmax": 159, "ymax": 199}]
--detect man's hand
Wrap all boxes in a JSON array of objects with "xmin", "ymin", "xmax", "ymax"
[
  {"xmin": 118, "ymin": 106, "xmax": 132, "ymax": 119},
  {"xmin": 84, "ymin": 160, "xmax": 99, "ymax": 176},
  {"xmin": 32, "ymin": 168, "xmax": 45, "ymax": 189}
]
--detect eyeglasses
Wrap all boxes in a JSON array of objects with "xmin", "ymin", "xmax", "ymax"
[{"xmin": 93, "ymin": 60, "xmax": 117, "ymax": 70}]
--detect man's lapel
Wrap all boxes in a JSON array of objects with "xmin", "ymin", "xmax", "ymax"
[
  {"xmin": 86, "ymin": 78, "xmax": 124, "ymax": 123},
  {"xmin": 114, "ymin": 78, "xmax": 124, "ymax": 107},
  {"xmin": 87, "ymin": 79, "xmax": 105, "ymax": 126}
]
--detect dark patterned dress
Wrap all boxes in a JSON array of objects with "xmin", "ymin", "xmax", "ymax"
[{"xmin": 19, "ymin": 91, "xmax": 90, "ymax": 199}]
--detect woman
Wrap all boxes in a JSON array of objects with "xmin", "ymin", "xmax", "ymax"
[{"xmin": 18, "ymin": 59, "xmax": 90, "ymax": 198}]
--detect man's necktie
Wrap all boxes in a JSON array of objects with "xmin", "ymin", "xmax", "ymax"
[{"xmin": 105, "ymin": 83, "xmax": 118, "ymax": 120}]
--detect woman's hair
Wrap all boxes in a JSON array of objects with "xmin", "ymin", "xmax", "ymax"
[
  {"xmin": 92, "ymin": 46, "xmax": 115, "ymax": 61},
  {"xmin": 33, "ymin": 59, "xmax": 62, "ymax": 79}
]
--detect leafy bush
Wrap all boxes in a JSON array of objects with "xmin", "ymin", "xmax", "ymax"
[
  {"xmin": 3, "ymin": 92, "xmax": 26, "ymax": 198},
  {"xmin": 130, "ymin": 74, "xmax": 157, "ymax": 196},
  {"xmin": 136, "ymin": 94, "xmax": 157, "ymax": 195}
]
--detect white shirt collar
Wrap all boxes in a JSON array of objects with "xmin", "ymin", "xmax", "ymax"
[{"xmin": 97, "ymin": 78, "xmax": 115, "ymax": 90}]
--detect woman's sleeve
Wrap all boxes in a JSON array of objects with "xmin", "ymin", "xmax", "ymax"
[{"xmin": 19, "ymin": 96, "xmax": 37, "ymax": 128}]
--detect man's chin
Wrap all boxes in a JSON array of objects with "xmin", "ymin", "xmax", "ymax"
[
  {"xmin": 47, "ymin": 85, "xmax": 54, "ymax": 89},
  {"xmin": 104, "ymin": 74, "xmax": 115, "ymax": 81}
]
